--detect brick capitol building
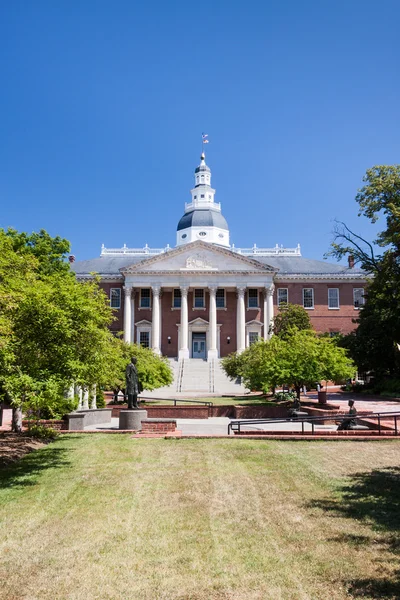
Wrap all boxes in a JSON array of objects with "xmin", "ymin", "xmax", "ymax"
[{"xmin": 72, "ymin": 151, "xmax": 366, "ymax": 361}]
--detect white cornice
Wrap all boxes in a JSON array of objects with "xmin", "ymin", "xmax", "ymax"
[
  {"xmin": 275, "ymin": 273, "xmax": 368, "ymax": 282},
  {"xmin": 120, "ymin": 240, "xmax": 277, "ymax": 274}
]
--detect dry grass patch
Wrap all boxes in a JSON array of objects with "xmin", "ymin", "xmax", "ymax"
[{"xmin": 0, "ymin": 437, "xmax": 399, "ymax": 599}]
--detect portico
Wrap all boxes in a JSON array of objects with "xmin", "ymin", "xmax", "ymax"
[{"xmin": 120, "ymin": 240, "xmax": 276, "ymax": 360}]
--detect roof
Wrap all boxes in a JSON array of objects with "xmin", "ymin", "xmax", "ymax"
[
  {"xmin": 255, "ymin": 255, "xmax": 365, "ymax": 276},
  {"xmin": 177, "ymin": 209, "xmax": 229, "ymax": 231},
  {"xmin": 70, "ymin": 248, "xmax": 366, "ymax": 279}
]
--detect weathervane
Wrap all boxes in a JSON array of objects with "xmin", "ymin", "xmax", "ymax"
[{"xmin": 201, "ymin": 132, "xmax": 209, "ymax": 154}]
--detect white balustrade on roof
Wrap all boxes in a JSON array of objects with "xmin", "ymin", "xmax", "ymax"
[{"xmin": 100, "ymin": 242, "xmax": 301, "ymax": 257}]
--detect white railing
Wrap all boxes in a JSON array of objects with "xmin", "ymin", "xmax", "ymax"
[
  {"xmin": 232, "ymin": 244, "xmax": 301, "ymax": 256},
  {"xmin": 101, "ymin": 244, "xmax": 170, "ymax": 256},
  {"xmin": 100, "ymin": 242, "xmax": 301, "ymax": 257},
  {"xmin": 184, "ymin": 201, "xmax": 221, "ymax": 212}
]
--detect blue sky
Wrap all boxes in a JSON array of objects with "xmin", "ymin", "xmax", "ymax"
[{"xmin": 1, "ymin": 1, "xmax": 399, "ymax": 262}]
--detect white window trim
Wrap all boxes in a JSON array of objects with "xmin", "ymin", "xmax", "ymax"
[
  {"xmin": 172, "ymin": 288, "xmax": 181, "ymax": 310},
  {"xmin": 139, "ymin": 288, "xmax": 152, "ymax": 310},
  {"xmin": 353, "ymin": 288, "xmax": 365, "ymax": 309},
  {"xmin": 193, "ymin": 288, "xmax": 205, "ymax": 309},
  {"xmin": 136, "ymin": 322, "xmax": 152, "ymax": 347},
  {"xmin": 277, "ymin": 288, "xmax": 288, "ymax": 306},
  {"xmin": 245, "ymin": 321, "xmax": 262, "ymax": 347},
  {"xmin": 328, "ymin": 288, "xmax": 340, "ymax": 310},
  {"xmin": 247, "ymin": 288, "xmax": 259, "ymax": 309},
  {"xmin": 110, "ymin": 288, "xmax": 121, "ymax": 309},
  {"xmin": 302, "ymin": 288, "xmax": 314, "ymax": 310},
  {"xmin": 216, "ymin": 288, "xmax": 226, "ymax": 309}
]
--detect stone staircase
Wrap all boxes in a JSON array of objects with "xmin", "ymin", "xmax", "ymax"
[
  {"xmin": 141, "ymin": 358, "xmax": 247, "ymax": 398},
  {"xmin": 211, "ymin": 359, "xmax": 247, "ymax": 395},
  {"xmin": 180, "ymin": 359, "xmax": 211, "ymax": 393}
]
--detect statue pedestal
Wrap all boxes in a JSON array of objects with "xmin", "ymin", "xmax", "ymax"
[{"xmin": 119, "ymin": 409, "xmax": 148, "ymax": 431}]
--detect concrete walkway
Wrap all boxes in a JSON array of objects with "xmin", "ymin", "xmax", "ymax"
[{"xmin": 83, "ymin": 416, "xmax": 338, "ymax": 435}]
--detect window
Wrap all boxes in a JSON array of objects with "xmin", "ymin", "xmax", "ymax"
[
  {"xmin": 173, "ymin": 289, "xmax": 181, "ymax": 308},
  {"xmin": 248, "ymin": 289, "xmax": 258, "ymax": 308},
  {"xmin": 303, "ymin": 288, "xmax": 314, "ymax": 309},
  {"xmin": 139, "ymin": 331, "xmax": 150, "ymax": 348},
  {"xmin": 328, "ymin": 288, "xmax": 339, "ymax": 309},
  {"xmin": 249, "ymin": 332, "xmax": 259, "ymax": 345},
  {"xmin": 140, "ymin": 288, "xmax": 151, "ymax": 308},
  {"xmin": 194, "ymin": 195, "xmax": 197, "ymax": 199},
  {"xmin": 199, "ymin": 231, "xmax": 207, "ymax": 236},
  {"xmin": 329, "ymin": 331, "xmax": 339, "ymax": 338},
  {"xmin": 277, "ymin": 288, "xmax": 288, "ymax": 306},
  {"xmin": 353, "ymin": 288, "xmax": 365, "ymax": 308},
  {"xmin": 200, "ymin": 194, "xmax": 205, "ymax": 198},
  {"xmin": 194, "ymin": 289, "xmax": 205, "ymax": 308},
  {"xmin": 110, "ymin": 288, "xmax": 121, "ymax": 309},
  {"xmin": 208, "ymin": 195, "xmax": 212, "ymax": 199},
  {"xmin": 216, "ymin": 288, "xmax": 225, "ymax": 308}
]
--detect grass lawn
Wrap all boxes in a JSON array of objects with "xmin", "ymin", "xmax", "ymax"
[{"xmin": 0, "ymin": 437, "xmax": 399, "ymax": 600}]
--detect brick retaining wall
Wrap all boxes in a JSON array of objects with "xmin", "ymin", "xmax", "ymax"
[
  {"xmin": 22, "ymin": 419, "xmax": 67, "ymax": 431},
  {"xmin": 141, "ymin": 420, "xmax": 177, "ymax": 433},
  {"xmin": 110, "ymin": 405, "xmax": 209, "ymax": 419}
]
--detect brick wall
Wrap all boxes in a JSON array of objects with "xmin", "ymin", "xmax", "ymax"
[
  {"xmin": 274, "ymin": 282, "xmax": 365, "ymax": 335},
  {"xmin": 101, "ymin": 282, "xmax": 124, "ymax": 334},
  {"xmin": 22, "ymin": 419, "xmax": 67, "ymax": 431},
  {"xmin": 141, "ymin": 420, "xmax": 177, "ymax": 433},
  {"xmin": 110, "ymin": 405, "xmax": 209, "ymax": 419}
]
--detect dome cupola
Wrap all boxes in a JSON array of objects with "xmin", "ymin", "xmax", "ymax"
[{"xmin": 176, "ymin": 152, "xmax": 230, "ymax": 247}]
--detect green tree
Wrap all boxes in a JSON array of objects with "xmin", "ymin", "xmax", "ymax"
[
  {"xmin": 272, "ymin": 302, "xmax": 312, "ymax": 338},
  {"xmin": 4, "ymin": 228, "xmax": 71, "ymax": 276},
  {"xmin": 328, "ymin": 165, "xmax": 400, "ymax": 380},
  {"xmin": 222, "ymin": 329, "xmax": 354, "ymax": 398},
  {"xmin": 0, "ymin": 229, "xmax": 172, "ymax": 431}
]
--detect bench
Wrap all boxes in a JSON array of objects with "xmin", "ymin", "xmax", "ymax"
[{"xmin": 289, "ymin": 410, "xmax": 308, "ymax": 421}]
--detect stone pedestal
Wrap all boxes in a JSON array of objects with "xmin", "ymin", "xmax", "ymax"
[{"xmin": 119, "ymin": 409, "xmax": 148, "ymax": 431}]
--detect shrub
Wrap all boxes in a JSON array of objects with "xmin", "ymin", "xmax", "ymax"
[
  {"xmin": 26, "ymin": 423, "xmax": 59, "ymax": 440},
  {"xmin": 274, "ymin": 391, "xmax": 297, "ymax": 402}
]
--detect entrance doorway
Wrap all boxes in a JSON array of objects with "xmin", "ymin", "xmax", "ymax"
[{"xmin": 192, "ymin": 332, "xmax": 206, "ymax": 359}]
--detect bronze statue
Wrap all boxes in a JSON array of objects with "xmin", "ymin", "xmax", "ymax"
[
  {"xmin": 338, "ymin": 399, "xmax": 357, "ymax": 430},
  {"xmin": 125, "ymin": 356, "xmax": 140, "ymax": 409}
]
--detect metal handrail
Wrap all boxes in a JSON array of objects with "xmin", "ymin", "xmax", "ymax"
[
  {"xmin": 142, "ymin": 397, "xmax": 213, "ymax": 408},
  {"xmin": 228, "ymin": 411, "xmax": 400, "ymax": 435}
]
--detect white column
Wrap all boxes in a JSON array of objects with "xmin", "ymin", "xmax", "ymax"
[
  {"xmin": 90, "ymin": 385, "xmax": 97, "ymax": 409},
  {"xmin": 267, "ymin": 284, "xmax": 275, "ymax": 339},
  {"xmin": 130, "ymin": 289, "xmax": 135, "ymax": 343},
  {"xmin": 82, "ymin": 388, "xmax": 89, "ymax": 410},
  {"xmin": 263, "ymin": 288, "xmax": 269, "ymax": 340},
  {"xmin": 151, "ymin": 286, "xmax": 161, "ymax": 355},
  {"xmin": 123, "ymin": 286, "xmax": 132, "ymax": 344},
  {"xmin": 236, "ymin": 286, "xmax": 246, "ymax": 353},
  {"xmin": 179, "ymin": 286, "xmax": 189, "ymax": 359},
  {"xmin": 76, "ymin": 386, "xmax": 83, "ymax": 410},
  {"xmin": 208, "ymin": 286, "xmax": 218, "ymax": 360}
]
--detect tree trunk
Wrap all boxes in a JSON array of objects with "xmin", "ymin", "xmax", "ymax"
[
  {"xmin": 295, "ymin": 385, "xmax": 301, "ymax": 400},
  {"xmin": 12, "ymin": 406, "xmax": 23, "ymax": 433}
]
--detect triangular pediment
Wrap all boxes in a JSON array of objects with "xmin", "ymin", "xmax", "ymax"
[
  {"xmin": 188, "ymin": 317, "xmax": 209, "ymax": 327},
  {"xmin": 120, "ymin": 241, "xmax": 277, "ymax": 274}
]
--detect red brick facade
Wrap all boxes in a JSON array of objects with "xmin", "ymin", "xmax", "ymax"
[{"xmin": 102, "ymin": 281, "xmax": 364, "ymax": 357}]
